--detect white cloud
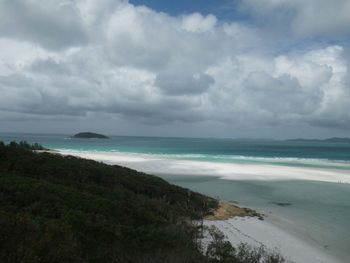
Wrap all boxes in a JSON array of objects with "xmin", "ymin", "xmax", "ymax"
[
  {"xmin": 0, "ymin": 0, "xmax": 349, "ymax": 133},
  {"xmin": 206, "ymin": 45, "xmax": 349, "ymax": 127},
  {"xmin": 240, "ymin": 0, "xmax": 350, "ymax": 37},
  {"xmin": 181, "ymin": 13, "xmax": 217, "ymax": 33},
  {"xmin": 156, "ymin": 72, "xmax": 214, "ymax": 95},
  {"xmin": 0, "ymin": 0, "xmax": 88, "ymax": 50},
  {"xmin": 0, "ymin": 38, "xmax": 53, "ymax": 75}
]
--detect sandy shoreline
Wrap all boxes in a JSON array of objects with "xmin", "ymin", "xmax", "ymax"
[
  {"xmin": 204, "ymin": 216, "xmax": 342, "ymax": 263},
  {"xmin": 204, "ymin": 202, "xmax": 343, "ymax": 263},
  {"xmin": 57, "ymin": 150, "xmax": 350, "ymax": 183},
  {"xmin": 205, "ymin": 201, "xmax": 263, "ymax": 220},
  {"xmin": 55, "ymin": 149, "xmax": 348, "ymax": 262}
]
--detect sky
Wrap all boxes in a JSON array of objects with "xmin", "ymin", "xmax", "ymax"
[{"xmin": 0, "ymin": 0, "xmax": 350, "ymax": 139}]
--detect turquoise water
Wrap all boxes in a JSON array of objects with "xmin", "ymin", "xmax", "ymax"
[
  {"xmin": 1, "ymin": 132, "xmax": 350, "ymax": 261},
  {"xmin": 1, "ymin": 132, "xmax": 350, "ymax": 168}
]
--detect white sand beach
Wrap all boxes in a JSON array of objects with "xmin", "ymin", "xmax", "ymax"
[
  {"xmin": 57, "ymin": 150, "xmax": 350, "ymax": 183},
  {"xmin": 204, "ymin": 216, "xmax": 342, "ymax": 263}
]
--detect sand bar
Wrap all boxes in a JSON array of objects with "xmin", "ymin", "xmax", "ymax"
[{"xmin": 57, "ymin": 150, "xmax": 350, "ymax": 183}]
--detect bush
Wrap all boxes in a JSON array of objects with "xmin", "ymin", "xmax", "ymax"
[{"xmin": 205, "ymin": 226, "xmax": 287, "ymax": 263}]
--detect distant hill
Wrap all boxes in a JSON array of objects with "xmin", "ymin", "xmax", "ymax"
[
  {"xmin": 72, "ymin": 132, "xmax": 109, "ymax": 139},
  {"xmin": 287, "ymin": 137, "xmax": 350, "ymax": 143}
]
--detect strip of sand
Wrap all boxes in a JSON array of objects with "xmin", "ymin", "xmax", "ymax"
[
  {"xmin": 57, "ymin": 150, "xmax": 350, "ymax": 183},
  {"xmin": 204, "ymin": 216, "xmax": 342, "ymax": 263},
  {"xmin": 204, "ymin": 202, "xmax": 344, "ymax": 262}
]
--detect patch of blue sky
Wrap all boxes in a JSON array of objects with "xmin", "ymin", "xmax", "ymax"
[{"xmin": 129, "ymin": 0, "xmax": 250, "ymax": 22}]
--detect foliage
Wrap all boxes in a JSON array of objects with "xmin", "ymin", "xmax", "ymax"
[
  {"xmin": 0, "ymin": 141, "xmax": 216, "ymax": 262},
  {"xmin": 0, "ymin": 141, "xmax": 286, "ymax": 263},
  {"xmin": 72, "ymin": 132, "xmax": 109, "ymax": 139}
]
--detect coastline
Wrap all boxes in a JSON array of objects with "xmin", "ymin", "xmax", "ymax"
[
  {"xmin": 205, "ymin": 201, "xmax": 264, "ymax": 220},
  {"xmin": 56, "ymin": 149, "xmax": 350, "ymax": 183},
  {"xmin": 203, "ymin": 202, "xmax": 343, "ymax": 263},
  {"xmin": 204, "ymin": 216, "xmax": 342, "ymax": 263},
  {"xmin": 55, "ymin": 149, "xmax": 348, "ymax": 262}
]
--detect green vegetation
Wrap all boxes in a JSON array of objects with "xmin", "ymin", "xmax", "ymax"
[
  {"xmin": 0, "ymin": 141, "xmax": 286, "ymax": 263},
  {"xmin": 72, "ymin": 132, "xmax": 109, "ymax": 139}
]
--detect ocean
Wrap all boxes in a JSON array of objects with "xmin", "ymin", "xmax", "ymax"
[
  {"xmin": 1, "ymin": 132, "xmax": 350, "ymax": 262},
  {"xmin": 2, "ymin": 132, "xmax": 350, "ymax": 164}
]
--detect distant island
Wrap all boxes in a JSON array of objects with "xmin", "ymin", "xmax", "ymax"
[
  {"xmin": 72, "ymin": 132, "xmax": 109, "ymax": 139},
  {"xmin": 287, "ymin": 137, "xmax": 350, "ymax": 143}
]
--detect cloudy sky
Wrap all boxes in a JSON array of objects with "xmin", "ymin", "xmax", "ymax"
[{"xmin": 0, "ymin": 0, "xmax": 350, "ymax": 138}]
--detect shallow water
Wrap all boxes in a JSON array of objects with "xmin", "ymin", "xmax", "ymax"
[{"xmin": 159, "ymin": 175, "xmax": 350, "ymax": 262}]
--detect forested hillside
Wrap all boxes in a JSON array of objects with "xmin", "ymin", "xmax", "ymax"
[
  {"xmin": 0, "ymin": 141, "xmax": 218, "ymax": 262},
  {"xmin": 0, "ymin": 142, "xmax": 285, "ymax": 263}
]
